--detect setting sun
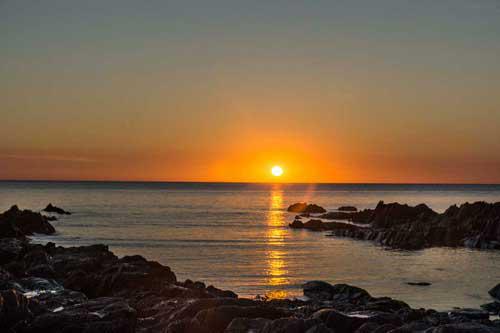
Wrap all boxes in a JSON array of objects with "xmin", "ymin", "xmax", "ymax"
[{"xmin": 271, "ymin": 165, "xmax": 284, "ymax": 177}]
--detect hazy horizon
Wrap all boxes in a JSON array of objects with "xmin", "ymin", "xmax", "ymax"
[{"xmin": 2, "ymin": 1, "xmax": 500, "ymax": 183}]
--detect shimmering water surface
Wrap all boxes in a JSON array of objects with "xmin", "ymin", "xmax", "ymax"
[{"xmin": 1, "ymin": 181, "xmax": 500, "ymax": 310}]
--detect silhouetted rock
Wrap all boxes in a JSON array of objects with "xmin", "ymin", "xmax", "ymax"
[
  {"xmin": 43, "ymin": 203, "xmax": 71, "ymax": 215},
  {"xmin": 287, "ymin": 202, "xmax": 326, "ymax": 213},
  {"xmin": 0, "ymin": 205, "xmax": 55, "ymax": 237},
  {"xmin": 338, "ymin": 206, "xmax": 358, "ymax": 212},
  {"xmin": 489, "ymin": 283, "xmax": 500, "ymax": 300},
  {"xmin": 294, "ymin": 201, "xmax": 500, "ymax": 250},
  {"xmin": 407, "ymin": 282, "xmax": 432, "ymax": 286}
]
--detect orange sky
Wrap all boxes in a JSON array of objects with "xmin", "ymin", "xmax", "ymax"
[{"xmin": 1, "ymin": 1, "xmax": 500, "ymax": 183}]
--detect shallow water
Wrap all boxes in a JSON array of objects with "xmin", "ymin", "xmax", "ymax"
[{"xmin": 1, "ymin": 181, "xmax": 500, "ymax": 310}]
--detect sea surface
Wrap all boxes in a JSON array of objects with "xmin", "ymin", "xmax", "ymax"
[{"xmin": 1, "ymin": 181, "xmax": 500, "ymax": 310}]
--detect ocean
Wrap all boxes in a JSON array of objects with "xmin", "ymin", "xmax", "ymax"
[{"xmin": 1, "ymin": 181, "xmax": 500, "ymax": 310}]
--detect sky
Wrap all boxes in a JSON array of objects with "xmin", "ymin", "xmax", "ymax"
[{"xmin": 1, "ymin": 0, "xmax": 500, "ymax": 183}]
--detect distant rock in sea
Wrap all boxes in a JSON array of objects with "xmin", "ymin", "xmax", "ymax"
[
  {"xmin": 290, "ymin": 200, "xmax": 500, "ymax": 250},
  {"xmin": 287, "ymin": 202, "xmax": 326, "ymax": 214},
  {"xmin": 43, "ymin": 203, "xmax": 71, "ymax": 215}
]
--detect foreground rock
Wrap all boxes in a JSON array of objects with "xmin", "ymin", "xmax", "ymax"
[
  {"xmin": 2, "ymin": 236, "xmax": 500, "ymax": 332},
  {"xmin": 42, "ymin": 203, "xmax": 71, "ymax": 215},
  {"xmin": 287, "ymin": 203, "xmax": 326, "ymax": 214},
  {"xmin": 290, "ymin": 200, "xmax": 500, "ymax": 250}
]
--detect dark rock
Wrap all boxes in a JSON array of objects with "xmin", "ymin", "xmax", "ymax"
[
  {"xmin": 489, "ymin": 283, "xmax": 500, "ymax": 300},
  {"xmin": 330, "ymin": 284, "xmax": 372, "ymax": 303},
  {"xmin": 303, "ymin": 281, "xmax": 336, "ymax": 301},
  {"xmin": 261, "ymin": 317, "xmax": 322, "ymax": 333},
  {"xmin": 0, "ymin": 289, "xmax": 32, "ymax": 330},
  {"xmin": 0, "ymin": 238, "xmax": 26, "ymax": 264},
  {"xmin": 42, "ymin": 203, "xmax": 71, "ymax": 215},
  {"xmin": 287, "ymin": 203, "xmax": 326, "ymax": 214},
  {"xmin": 224, "ymin": 317, "xmax": 271, "ymax": 332},
  {"xmin": 449, "ymin": 308, "xmax": 490, "ymax": 320},
  {"xmin": 0, "ymin": 205, "xmax": 55, "ymax": 237},
  {"xmin": 318, "ymin": 201, "xmax": 500, "ymax": 250},
  {"xmin": 21, "ymin": 297, "xmax": 136, "ymax": 333},
  {"xmin": 481, "ymin": 301, "xmax": 500, "ymax": 315},
  {"xmin": 338, "ymin": 206, "xmax": 358, "ymax": 212},
  {"xmin": 303, "ymin": 281, "xmax": 372, "ymax": 303},
  {"xmin": 191, "ymin": 304, "xmax": 287, "ymax": 333},
  {"xmin": 319, "ymin": 211, "xmax": 354, "ymax": 220},
  {"xmin": 407, "ymin": 282, "xmax": 432, "ymax": 286},
  {"xmin": 430, "ymin": 322, "xmax": 500, "ymax": 332}
]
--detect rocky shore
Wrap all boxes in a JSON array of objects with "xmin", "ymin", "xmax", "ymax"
[
  {"xmin": 2, "ymin": 205, "xmax": 500, "ymax": 332},
  {"xmin": 289, "ymin": 201, "xmax": 500, "ymax": 250}
]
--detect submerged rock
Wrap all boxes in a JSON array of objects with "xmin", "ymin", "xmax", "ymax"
[
  {"xmin": 407, "ymin": 282, "xmax": 432, "ymax": 286},
  {"xmin": 287, "ymin": 203, "xmax": 326, "ymax": 214}
]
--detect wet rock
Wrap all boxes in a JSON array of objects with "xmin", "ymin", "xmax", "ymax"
[
  {"xmin": 338, "ymin": 206, "xmax": 358, "ymax": 212},
  {"xmin": 42, "ymin": 203, "xmax": 71, "ymax": 215},
  {"xmin": 287, "ymin": 203, "xmax": 326, "ymax": 214}
]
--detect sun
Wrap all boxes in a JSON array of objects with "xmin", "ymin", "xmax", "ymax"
[{"xmin": 271, "ymin": 165, "xmax": 284, "ymax": 177}]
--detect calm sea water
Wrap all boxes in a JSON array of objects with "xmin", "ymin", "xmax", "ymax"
[{"xmin": 1, "ymin": 181, "xmax": 500, "ymax": 310}]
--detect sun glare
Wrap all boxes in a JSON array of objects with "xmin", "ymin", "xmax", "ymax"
[{"xmin": 271, "ymin": 165, "xmax": 284, "ymax": 177}]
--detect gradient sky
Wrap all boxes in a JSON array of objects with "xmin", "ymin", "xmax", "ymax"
[{"xmin": 2, "ymin": 0, "xmax": 500, "ymax": 183}]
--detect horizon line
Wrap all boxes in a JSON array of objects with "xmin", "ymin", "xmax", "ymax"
[{"xmin": 1, "ymin": 179, "xmax": 499, "ymax": 186}]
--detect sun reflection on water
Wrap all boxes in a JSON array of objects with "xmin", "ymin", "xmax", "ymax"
[{"xmin": 265, "ymin": 188, "xmax": 290, "ymax": 298}]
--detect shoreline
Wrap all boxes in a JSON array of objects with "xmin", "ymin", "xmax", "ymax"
[{"xmin": 2, "ymin": 204, "xmax": 500, "ymax": 332}]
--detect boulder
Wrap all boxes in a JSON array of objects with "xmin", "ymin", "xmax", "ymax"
[
  {"xmin": 42, "ymin": 203, "xmax": 71, "ymax": 215},
  {"xmin": 287, "ymin": 203, "xmax": 326, "ymax": 214}
]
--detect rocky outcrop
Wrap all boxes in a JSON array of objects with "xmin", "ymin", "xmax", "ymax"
[
  {"xmin": 42, "ymin": 203, "xmax": 71, "ymax": 215},
  {"xmin": 0, "ymin": 206, "xmax": 55, "ymax": 238},
  {"xmin": 287, "ymin": 203, "xmax": 326, "ymax": 214},
  {"xmin": 291, "ymin": 201, "xmax": 500, "ymax": 250}
]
